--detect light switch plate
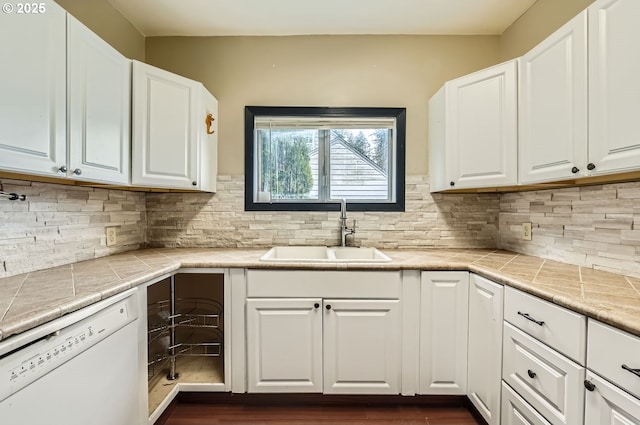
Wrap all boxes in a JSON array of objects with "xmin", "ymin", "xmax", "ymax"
[
  {"xmin": 106, "ymin": 227, "xmax": 117, "ymax": 246},
  {"xmin": 522, "ymin": 222, "xmax": 532, "ymax": 241}
]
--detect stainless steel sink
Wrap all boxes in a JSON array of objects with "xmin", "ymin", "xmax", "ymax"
[{"xmin": 259, "ymin": 246, "xmax": 392, "ymax": 263}]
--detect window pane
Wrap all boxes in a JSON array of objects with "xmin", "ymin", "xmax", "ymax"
[
  {"xmin": 246, "ymin": 106, "xmax": 405, "ymax": 212},
  {"xmin": 329, "ymin": 129, "xmax": 390, "ymax": 200},
  {"xmin": 256, "ymin": 129, "xmax": 318, "ymax": 201}
]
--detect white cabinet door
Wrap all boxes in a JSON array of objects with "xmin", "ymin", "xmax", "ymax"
[
  {"xmin": 429, "ymin": 60, "xmax": 517, "ymax": 191},
  {"xmin": 584, "ymin": 371, "xmax": 640, "ymax": 425},
  {"xmin": 419, "ymin": 271, "xmax": 468, "ymax": 394},
  {"xmin": 323, "ymin": 299, "xmax": 400, "ymax": 394},
  {"xmin": 0, "ymin": 0, "xmax": 67, "ymax": 177},
  {"xmin": 132, "ymin": 60, "xmax": 199, "ymax": 189},
  {"xmin": 67, "ymin": 15, "xmax": 130, "ymax": 185},
  {"xmin": 246, "ymin": 298, "xmax": 322, "ymax": 392},
  {"xmin": 588, "ymin": 0, "xmax": 640, "ymax": 175},
  {"xmin": 518, "ymin": 12, "xmax": 588, "ymax": 184},
  {"xmin": 467, "ymin": 274, "xmax": 504, "ymax": 425}
]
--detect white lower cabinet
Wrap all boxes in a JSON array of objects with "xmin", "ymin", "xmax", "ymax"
[
  {"xmin": 584, "ymin": 319, "xmax": 640, "ymax": 425},
  {"xmin": 502, "ymin": 382, "xmax": 552, "ymax": 425},
  {"xmin": 246, "ymin": 298, "xmax": 322, "ymax": 392},
  {"xmin": 419, "ymin": 271, "xmax": 469, "ymax": 395},
  {"xmin": 502, "ymin": 286, "xmax": 587, "ymax": 425},
  {"xmin": 587, "ymin": 320, "xmax": 640, "ymax": 399},
  {"xmin": 323, "ymin": 299, "xmax": 400, "ymax": 394},
  {"xmin": 467, "ymin": 274, "xmax": 504, "ymax": 425},
  {"xmin": 143, "ymin": 271, "xmax": 229, "ymax": 424},
  {"xmin": 502, "ymin": 323, "xmax": 585, "ymax": 425},
  {"xmin": 246, "ymin": 294, "xmax": 400, "ymax": 394},
  {"xmin": 584, "ymin": 371, "xmax": 640, "ymax": 425}
]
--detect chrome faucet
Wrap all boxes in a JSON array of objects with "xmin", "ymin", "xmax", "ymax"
[{"xmin": 340, "ymin": 198, "xmax": 356, "ymax": 247}]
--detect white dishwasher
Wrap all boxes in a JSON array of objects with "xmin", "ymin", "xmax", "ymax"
[{"xmin": 0, "ymin": 288, "xmax": 142, "ymax": 425}]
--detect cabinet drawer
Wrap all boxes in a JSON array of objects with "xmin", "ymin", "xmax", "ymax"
[
  {"xmin": 502, "ymin": 382, "xmax": 552, "ymax": 425},
  {"xmin": 246, "ymin": 270, "xmax": 400, "ymax": 298},
  {"xmin": 584, "ymin": 371, "xmax": 640, "ymax": 425},
  {"xmin": 503, "ymin": 323, "xmax": 585, "ymax": 425},
  {"xmin": 588, "ymin": 320, "xmax": 640, "ymax": 399},
  {"xmin": 504, "ymin": 287, "xmax": 586, "ymax": 364}
]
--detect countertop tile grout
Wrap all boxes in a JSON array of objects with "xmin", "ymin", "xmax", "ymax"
[{"xmin": 0, "ymin": 248, "xmax": 639, "ymax": 341}]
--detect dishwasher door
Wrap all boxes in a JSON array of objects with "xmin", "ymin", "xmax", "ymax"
[{"xmin": 0, "ymin": 289, "xmax": 141, "ymax": 425}]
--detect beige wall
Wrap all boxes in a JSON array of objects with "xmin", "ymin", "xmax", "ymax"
[
  {"xmin": 145, "ymin": 35, "xmax": 501, "ymax": 176},
  {"xmin": 499, "ymin": 0, "xmax": 595, "ymax": 61},
  {"xmin": 55, "ymin": 0, "xmax": 145, "ymax": 61}
]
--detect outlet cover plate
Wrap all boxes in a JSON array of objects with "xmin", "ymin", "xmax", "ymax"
[
  {"xmin": 106, "ymin": 227, "xmax": 117, "ymax": 246},
  {"xmin": 522, "ymin": 222, "xmax": 532, "ymax": 241}
]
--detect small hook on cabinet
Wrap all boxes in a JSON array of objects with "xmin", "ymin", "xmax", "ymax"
[{"xmin": 205, "ymin": 113, "xmax": 216, "ymax": 135}]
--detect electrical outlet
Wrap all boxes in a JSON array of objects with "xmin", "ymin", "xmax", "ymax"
[
  {"xmin": 522, "ymin": 222, "xmax": 532, "ymax": 241},
  {"xmin": 106, "ymin": 227, "xmax": 117, "ymax": 246}
]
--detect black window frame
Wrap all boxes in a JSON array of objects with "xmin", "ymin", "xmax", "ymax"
[{"xmin": 244, "ymin": 106, "xmax": 406, "ymax": 212}]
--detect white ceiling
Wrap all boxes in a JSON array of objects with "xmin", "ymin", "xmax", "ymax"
[{"xmin": 106, "ymin": 0, "xmax": 539, "ymax": 37}]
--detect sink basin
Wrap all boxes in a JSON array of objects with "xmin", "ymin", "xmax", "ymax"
[
  {"xmin": 259, "ymin": 246, "xmax": 392, "ymax": 263},
  {"xmin": 259, "ymin": 246, "xmax": 331, "ymax": 262},
  {"xmin": 330, "ymin": 247, "xmax": 392, "ymax": 262}
]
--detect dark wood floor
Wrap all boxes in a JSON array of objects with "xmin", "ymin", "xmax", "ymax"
[{"xmin": 155, "ymin": 394, "xmax": 485, "ymax": 425}]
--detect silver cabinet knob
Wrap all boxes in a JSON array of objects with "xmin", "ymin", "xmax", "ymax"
[
  {"xmin": 58, "ymin": 165, "xmax": 68, "ymax": 173},
  {"xmin": 72, "ymin": 168, "xmax": 82, "ymax": 175}
]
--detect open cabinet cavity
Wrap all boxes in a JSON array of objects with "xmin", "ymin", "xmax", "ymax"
[{"xmin": 146, "ymin": 272, "xmax": 226, "ymax": 418}]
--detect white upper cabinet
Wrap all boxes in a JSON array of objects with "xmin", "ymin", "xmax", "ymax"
[
  {"xmin": 588, "ymin": 0, "xmax": 640, "ymax": 175},
  {"xmin": 429, "ymin": 60, "xmax": 518, "ymax": 192},
  {"xmin": 518, "ymin": 12, "xmax": 588, "ymax": 184},
  {"xmin": 431, "ymin": 0, "xmax": 640, "ymax": 190},
  {"xmin": 0, "ymin": 1, "xmax": 131, "ymax": 185},
  {"xmin": 520, "ymin": 0, "xmax": 640, "ymax": 183},
  {"xmin": 132, "ymin": 61, "xmax": 198, "ymax": 189},
  {"xmin": 0, "ymin": 1, "xmax": 67, "ymax": 177},
  {"xmin": 67, "ymin": 15, "xmax": 131, "ymax": 185},
  {"xmin": 132, "ymin": 61, "xmax": 217, "ymax": 191}
]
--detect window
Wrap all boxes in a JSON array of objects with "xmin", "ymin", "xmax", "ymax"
[{"xmin": 245, "ymin": 106, "xmax": 406, "ymax": 212}]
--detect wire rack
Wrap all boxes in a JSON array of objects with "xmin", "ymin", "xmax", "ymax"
[{"xmin": 147, "ymin": 297, "xmax": 223, "ymax": 381}]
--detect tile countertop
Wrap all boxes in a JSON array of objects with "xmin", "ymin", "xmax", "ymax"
[{"xmin": 1, "ymin": 248, "xmax": 640, "ymax": 342}]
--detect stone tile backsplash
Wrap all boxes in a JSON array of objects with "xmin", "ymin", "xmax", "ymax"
[
  {"xmin": 0, "ymin": 179, "xmax": 146, "ymax": 278},
  {"xmin": 3, "ymin": 174, "xmax": 640, "ymax": 279},
  {"xmin": 499, "ymin": 181, "xmax": 640, "ymax": 277},
  {"xmin": 145, "ymin": 175, "xmax": 500, "ymax": 250}
]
